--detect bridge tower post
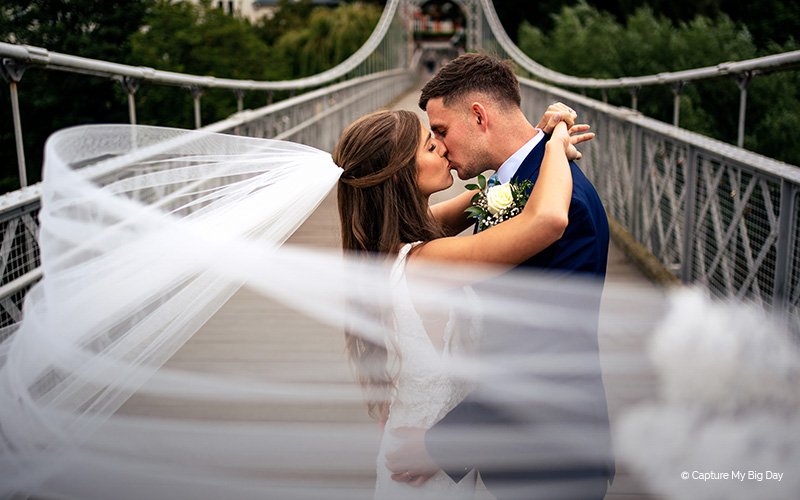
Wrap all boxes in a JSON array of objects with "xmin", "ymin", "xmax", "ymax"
[
  {"xmin": 774, "ymin": 180, "xmax": 797, "ymax": 312},
  {"xmin": 120, "ymin": 77, "xmax": 140, "ymax": 125},
  {"xmin": 735, "ymin": 71, "xmax": 753, "ymax": 148},
  {"xmin": 1, "ymin": 58, "xmax": 27, "ymax": 188}
]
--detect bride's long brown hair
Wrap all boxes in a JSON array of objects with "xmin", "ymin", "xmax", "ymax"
[{"xmin": 334, "ymin": 110, "xmax": 446, "ymax": 420}]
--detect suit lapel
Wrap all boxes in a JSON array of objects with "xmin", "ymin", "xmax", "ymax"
[{"xmin": 512, "ymin": 133, "xmax": 550, "ymax": 184}]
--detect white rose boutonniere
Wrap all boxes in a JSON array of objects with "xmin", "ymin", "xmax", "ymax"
[
  {"xmin": 464, "ymin": 174, "xmax": 533, "ymax": 232},
  {"xmin": 486, "ymin": 183, "xmax": 514, "ymax": 215}
]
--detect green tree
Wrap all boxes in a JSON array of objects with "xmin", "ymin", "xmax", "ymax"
[
  {"xmin": 255, "ymin": 0, "xmax": 314, "ymax": 46},
  {"xmin": 518, "ymin": 2, "xmax": 798, "ymax": 164},
  {"xmin": 269, "ymin": 2, "xmax": 381, "ymax": 79},
  {"xmin": 129, "ymin": 0, "xmax": 273, "ymax": 128},
  {"xmin": 746, "ymin": 39, "xmax": 800, "ymax": 165},
  {"xmin": 0, "ymin": 0, "xmax": 154, "ymax": 190},
  {"xmin": 494, "ymin": 0, "xmax": 799, "ymax": 51},
  {"xmin": 0, "ymin": 0, "xmax": 382, "ymax": 194},
  {"xmin": 518, "ymin": 3, "xmax": 624, "ymax": 78}
]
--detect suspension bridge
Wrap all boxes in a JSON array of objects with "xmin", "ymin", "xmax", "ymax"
[{"xmin": 1, "ymin": 1, "xmax": 799, "ymax": 498}]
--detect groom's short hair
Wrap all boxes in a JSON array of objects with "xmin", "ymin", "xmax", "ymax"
[{"xmin": 418, "ymin": 53, "xmax": 521, "ymax": 111}]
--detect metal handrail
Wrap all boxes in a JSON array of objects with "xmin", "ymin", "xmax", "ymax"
[
  {"xmin": 0, "ymin": 69, "xmax": 406, "ymax": 214},
  {"xmin": 478, "ymin": 0, "xmax": 800, "ymax": 90},
  {"xmin": 0, "ymin": 68, "xmax": 412, "ymax": 303},
  {"xmin": 518, "ymin": 75, "xmax": 800, "ymax": 182},
  {"xmin": 0, "ymin": 0, "xmax": 402, "ymax": 92}
]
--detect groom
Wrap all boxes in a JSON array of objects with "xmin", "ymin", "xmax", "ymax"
[{"xmin": 386, "ymin": 54, "xmax": 613, "ymax": 499}]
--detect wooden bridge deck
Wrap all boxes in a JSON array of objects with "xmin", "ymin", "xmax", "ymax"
[{"xmin": 120, "ymin": 89, "xmax": 667, "ymax": 499}]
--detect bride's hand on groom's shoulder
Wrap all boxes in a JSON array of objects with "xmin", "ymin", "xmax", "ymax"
[
  {"xmin": 536, "ymin": 102, "xmax": 577, "ymax": 132},
  {"xmin": 567, "ymin": 123, "xmax": 595, "ymax": 161},
  {"xmin": 537, "ymin": 102, "xmax": 594, "ymax": 160}
]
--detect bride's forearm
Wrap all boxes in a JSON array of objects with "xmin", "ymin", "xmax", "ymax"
[
  {"xmin": 521, "ymin": 141, "xmax": 572, "ymax": 225},
  {"xmin": 408, "ymin": 129, "xmax": 573, "ymax": 270},
  {"xmin": 430, "ymin": 190, "xmax": 476, "ymax": 236}
]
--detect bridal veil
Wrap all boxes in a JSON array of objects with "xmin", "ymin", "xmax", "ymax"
[{"xmin": 0, "ymin": 125, "xmax": 796, "ymax": 499}]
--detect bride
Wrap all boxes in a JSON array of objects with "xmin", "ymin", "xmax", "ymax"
[{"xmin": 334, "ymin": 108, "xmax": 583, "ymax": 498}]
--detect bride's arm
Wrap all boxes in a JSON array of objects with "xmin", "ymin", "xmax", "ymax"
[
  {"xmin": 409, "ymin": 120, "xmax": 573, "ymax": 268},
  {"xmin": 429, "ymin": 190, "xmax": 476, "ymax": 236},
  {"xmin": 428, "ymin": 117, "xmax": 593, "ymax": 237}
]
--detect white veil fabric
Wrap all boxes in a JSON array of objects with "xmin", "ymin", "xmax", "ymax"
[{"xmin": 0, "ymin": 125, "xmax": 797, "ymax": 499}]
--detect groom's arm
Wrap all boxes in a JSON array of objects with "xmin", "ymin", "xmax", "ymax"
[
  {"xmin": 383, "ymin": 398, "xmax": 506, "ymax": 486},
  {"xmin": 425, "ymin": 395, "xmax": 520, "ymax": 482}
]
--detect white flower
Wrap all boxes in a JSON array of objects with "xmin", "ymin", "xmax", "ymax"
[{"xmin": 486, "ymin": 183, "xmax": 514, "ymax": 215}]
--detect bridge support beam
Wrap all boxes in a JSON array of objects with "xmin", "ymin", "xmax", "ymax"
[
  {"xmin": 736, "ymin": 71, "xmax": 753, "ymax": 148},
  {"xmin": 628, "ymin": 86, "xmax": 640, "ymax": 111},
  {"xmin": 680, "ymin": 146, "xmax": 699, "ymax": 283},
  {"xmin": 120, "ymin": 77, "xmax": 140, "ymax": 125},
  {"xmin": 1, "ymin": 58, "xmax": 27, "ymax": 188},
  {"xmin": 671, "ymin": 81, "xmax": 686, "ymax": 127},
  {"xmin": 234, "ymin": 89, "xmax": 245, "ymax": 113},
  {"xmin": 629, "ymin": 124, "xmax": 643, "ymax": 241},
  {"xmin": 190, "ymin": 86, "xmax": 204, "ymax": 129},
  {"xmin": 774, "ymin": 180, "xmax": 796, "ymax": 312}
]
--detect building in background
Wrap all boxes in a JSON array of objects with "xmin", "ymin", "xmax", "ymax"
[{"xmin": 185, "ymin": 0, "xmax": 341, "ymax": 23}]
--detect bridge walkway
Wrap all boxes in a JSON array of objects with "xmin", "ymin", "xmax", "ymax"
[{"xmin": 120, "ymin": 88, "xmax": 666, "ymax": 499}]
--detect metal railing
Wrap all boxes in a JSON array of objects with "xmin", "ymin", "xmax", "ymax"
[
  {"xmin": 1, "ymin": 0, "xmax": 799, "ymax": 334},
  {"xmin": 0, "ymin": 0, "xmax": 409, "ymax": 189},
  {"xmin": 0, "ymin": 67, "xmax": 416, "ymax": 335},
  {"xmin": 517, "ymin": 77, "xmax": 800, "ymax": 328},
  {"xmin": 477, "ymin": 0, "xmax": 800, "ymax": 148},
  {"xmin": 0, "ymin": 0, "xmax": 416, "ymax": 335},
  {"xmin": 465, "ymin": 0, "xmax": 800, "ymax": 327}
]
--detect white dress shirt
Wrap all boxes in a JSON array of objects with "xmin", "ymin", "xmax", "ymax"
[{"xmin": 492, "ymin": 129, "xmax": 545, "ymax": 184}]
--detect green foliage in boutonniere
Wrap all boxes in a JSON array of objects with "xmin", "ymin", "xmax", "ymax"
[{"xmin": 464, "ymin": 174, "xmax": 533, "ymax": 232}]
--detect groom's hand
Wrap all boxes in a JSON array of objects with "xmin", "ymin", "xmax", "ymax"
[{"xmin": 385, "ymin": 427, "xmax": 439, "ymax": 486}]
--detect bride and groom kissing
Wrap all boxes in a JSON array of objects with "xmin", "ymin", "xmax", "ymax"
[{"xmin": 336, "ymin": 53, "xmax": 613, "ymax": 499}]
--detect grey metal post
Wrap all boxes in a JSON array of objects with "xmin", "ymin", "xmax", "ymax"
[
  {"xmin": 671, "ymin": 81, "xmax": 686, "ymax": 127},
  {"xmin": 2, "ymin": 58, "xmax": 28, "ymax": 187},
  {"xmin": 120, "ymin": 77, "xmax": 140, "ymax": 125},
  {"xmin": 601, "ymin": 89, "xmax": 608, "ymax": 103},
  {"xmin": 234, "ymin": 89, "xmax": 245, "ymax": 112},
  {"xmin": 736, "ymin": 71, "xmax": 753, "ymax": 148},
  {"xmin": 680, "ymin": 146, "xmax": 699, "ymax": 283},
  {"xmin": 190, "ymin": 86, "xmax": 203, "ymax": 129},
  {"xmin": 629, "ymin": 124, "xmax": 643, "ymax": 239},
  {"xmin": 629, "ymin": 86, "xmax": 640, "ymax": 111},
  {"xmin": 773, "ymin": 180, "xmax": 796, "ymax": 310}
]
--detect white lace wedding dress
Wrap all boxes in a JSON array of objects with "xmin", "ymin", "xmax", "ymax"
[{"xmin": 374, "ymin": 242, "xmax": 480, "ymax": 499}]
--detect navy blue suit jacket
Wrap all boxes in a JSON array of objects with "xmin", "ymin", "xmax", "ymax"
[
  {"xmin": 511, "ymin": 135, "xmax": 609, "ymax": 277},
  {"xmin": 426, "ymin": 135, "xmax": 613, "ymax": 499}
]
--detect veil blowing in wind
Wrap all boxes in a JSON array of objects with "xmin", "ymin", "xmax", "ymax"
[{"xmin": 0, "ymin": 124, "xmax": 797, "ymax": 500}]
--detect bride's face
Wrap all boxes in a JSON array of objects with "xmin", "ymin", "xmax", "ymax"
[{"xmin": 415, "ymin": 121, "xmax": 454, "ymax": 197}]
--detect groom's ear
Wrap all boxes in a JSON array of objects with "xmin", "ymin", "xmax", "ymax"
[{"xmin": 470, "ymin": 103, "xmax": 488, "ymax": 131}]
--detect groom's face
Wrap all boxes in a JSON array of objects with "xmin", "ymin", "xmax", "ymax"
[{"xmin": 426, "ymin": 97, "xmax": 491, "ymax": 181}]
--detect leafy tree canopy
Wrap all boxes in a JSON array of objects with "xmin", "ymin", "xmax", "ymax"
[
  {"xmin": 0, "ymin": 0, "xmax": 380, "ymax": 191},
  {"xmin": 518, "ymin": 1, "xmax": 799, "ymax": 164}
]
